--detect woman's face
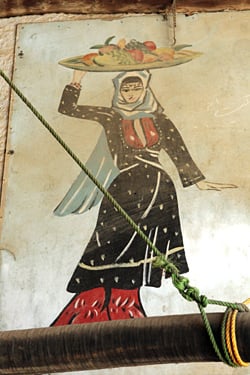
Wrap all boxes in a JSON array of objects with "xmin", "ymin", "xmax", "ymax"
[{"xmin": 120, "ymin": 80, "xmax": 144, "ymax": 103}]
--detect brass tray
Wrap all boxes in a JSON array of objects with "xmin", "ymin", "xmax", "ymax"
[{"xmin": 59, "ymin": 51, "xmax": 202, "ymax": 72}]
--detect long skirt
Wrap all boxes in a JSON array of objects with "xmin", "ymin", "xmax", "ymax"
[{"xmin": 67, "ymin": 163, "xmax": 188, "ymax": 294}]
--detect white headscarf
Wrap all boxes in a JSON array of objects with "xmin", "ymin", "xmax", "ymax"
[{"xmin": 112, "ymin": 70, "xmax": 159, "ymax": 120}]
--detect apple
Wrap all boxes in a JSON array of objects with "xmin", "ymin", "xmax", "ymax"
[
  {"xmin": 143, "ymin": 41, "xmax": 157, "ymax": 51},
  {"xmin": 82, "ymin": 53, "xmax": 99, "ymax": 65},
  {"xmin": 127, "ymin": 49, "xmax": 144, "ymax": 62}
]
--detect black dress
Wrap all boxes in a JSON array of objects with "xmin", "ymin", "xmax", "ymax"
[{"xmin": 58, "ymin": 84, "xmax": 205, "ymax": 293}]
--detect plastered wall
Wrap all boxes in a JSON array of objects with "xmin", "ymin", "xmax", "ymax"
[{"xmin": 0, "ymin": 10, "xmax": 250, "ymax": 375}]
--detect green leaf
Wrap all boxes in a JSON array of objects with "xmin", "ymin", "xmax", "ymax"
[
  {"xmin": 90, "ymin": 44, "xmax": 105, "ymax": 49},
  {"xmin": 174, "ymin": 44, "xmax": 192, "ymax": 51},
  {"xmin": 104, "ymin": 36, "xmax": 116, "ymax": 45}
]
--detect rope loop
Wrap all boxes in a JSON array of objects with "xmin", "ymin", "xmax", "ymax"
[{"xmin": 220, "ymin": 300, "xmax": 250, "ymax": 368}]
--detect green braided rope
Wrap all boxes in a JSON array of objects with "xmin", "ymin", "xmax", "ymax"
[
  {"xmin": 208, "ymin": 299, "xmax": 249, "ymax": 312},
  {"xmin": 0, "ymin": 68, "xmax": 248, "ymax": 367},
  {"xmin": 199, "ymin": 304, "xmax": 232, "ymax": 365}
]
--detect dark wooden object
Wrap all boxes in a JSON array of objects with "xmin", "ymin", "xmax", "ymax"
[
  {"xmin": 1, "ymin": 0, "xmax": 250, "ymax": 18},
  {"xmin": 1, "ymin": 313, "xmax": 250, "ymax": 374}
]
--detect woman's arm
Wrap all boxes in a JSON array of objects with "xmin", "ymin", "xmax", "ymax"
[
  {"xmin": 158, "ymin": 114, "xmax": 237, "ymax": 191},
  {"xmin": 58, "ymin": 70, "xmax": 113, "ymax": 121},
  {"xmin": 158, "ymin": 114, "xmax": 205, "ymax": 187}
]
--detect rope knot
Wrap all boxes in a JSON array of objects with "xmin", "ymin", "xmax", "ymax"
[
  {"xmin": 172, "ymin": 274, "xmax": 190, "ymax": 294},
  {"xmin": 171, "ymin": 274, "xmax": 208, "ymax": 306},
  {"xmin": 152, "ymin": 254, "xmax": 168, "ymax": 269},
  {"xmin": 152, "ymin": 255, "xmax": 179, "ymax": 275},
  {"xmin": 199, "ymin": 295, "xmax": 209, "ymax": 308},
  {"xmin": 235, "ymin": 303, "xmax": 249, "ymax": 313}
]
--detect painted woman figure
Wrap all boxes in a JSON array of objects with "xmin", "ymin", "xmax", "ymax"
[{"xmin": 52, "ymin": 69, "xmax": 234, "ymax": 325}]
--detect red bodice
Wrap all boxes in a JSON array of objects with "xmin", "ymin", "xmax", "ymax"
[{"xmin": 122, "ymin": 117, "xmax": 159, "ymax": 149}]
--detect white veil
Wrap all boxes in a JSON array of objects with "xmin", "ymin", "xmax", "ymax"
[{"xmin": 112, "ymin": 70, "xmax": 159, "ymax": 119}]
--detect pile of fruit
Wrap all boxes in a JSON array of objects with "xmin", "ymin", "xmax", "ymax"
[{"xmin": 81, "ymin": 36, "xmax": 190, "ymax": 67}]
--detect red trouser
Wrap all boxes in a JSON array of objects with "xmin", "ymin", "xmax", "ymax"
[
  {"xmin": 108, "ymin": 288, "xmax": 146, "ymax": 320},
  {"xmin": 52, "ymin": 287, "xmax": 146, "ymax": 326}
]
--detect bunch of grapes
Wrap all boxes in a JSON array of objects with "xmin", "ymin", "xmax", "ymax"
[
  {"xmin": 125, "ymin": 39, "xmax": 152, "ymax": 53},
  {"xmin": 108, "ymin": 49, "xmax": 136, "ymax": 65}
]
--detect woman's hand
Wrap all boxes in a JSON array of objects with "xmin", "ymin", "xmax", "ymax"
[
  {"xmin": 70, "ymin": 70, "xmax": 87, "ymax": 88},
  {"xmin": 72, "ymin": 70, "xmax": 87, "ymax": 83},
  {"xmin": 196, "ymin": 180, "xmax": 238, "ymax": 191}
]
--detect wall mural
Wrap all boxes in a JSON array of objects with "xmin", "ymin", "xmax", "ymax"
[
  {"xmin": 0, "ymin": 14, "xmax": 249, "ymax": 340},
  {"xmin": 51, "ymin": 36, "xmax": 236, "ymax": 325}
]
